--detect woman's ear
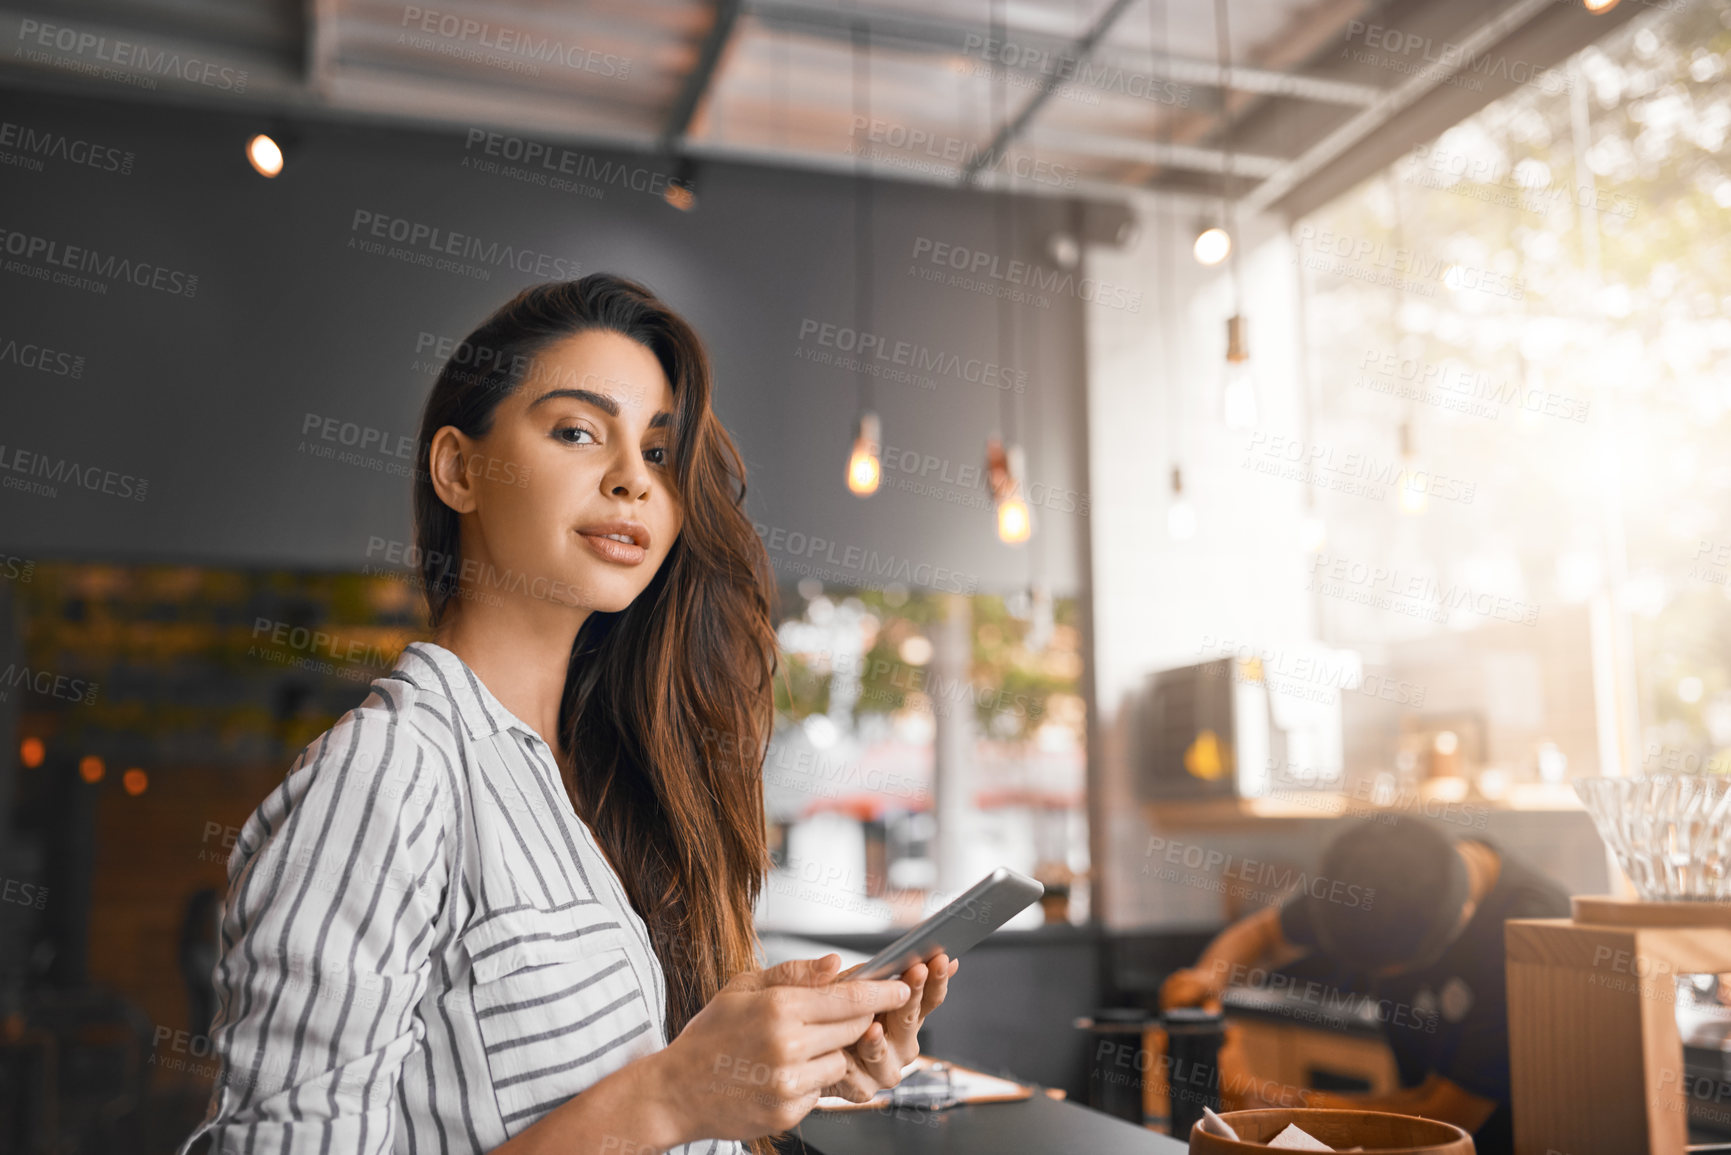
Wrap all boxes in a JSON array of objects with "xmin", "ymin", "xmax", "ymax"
[{"xmin": 428, "ymin": 426, "xmax": 479, "ymax": 514}]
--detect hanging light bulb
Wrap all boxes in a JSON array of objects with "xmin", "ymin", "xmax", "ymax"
[
  {"xmin": 1222, "ymin": 315, "xmax": 1258, "ymax": 430},
  {"xmin": 663, "ymin": 158, "xmax": 698, "ymax": 211},
  {"xmin": 1398, "ymin": 421, "xmax": 1427, "ymax": 515},
  {"xmin": 998, "ymin": 495, "xmax": 1031, "ymax": 543},
  {"xmin": 1194, "ymin": 226, "xmax": 1231, "ymax": 266},
  {"xmin": 246, "ymin": 133, "xmax": 284, "ymax": 178},
  {"xmin": 986, "ymin": 437, "xmax": 1032, "ymax": 544},
  {"xmin": 1167, "ymin": 466, "xmax": 1197, "ymax": 541},
  {"xmin": 846, "ymin": 411, "xmax": 881, "ymax": 496}
]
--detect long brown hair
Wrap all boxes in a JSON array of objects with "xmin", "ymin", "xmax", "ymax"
[{"xmin": 412, "ymin": 274, "xmax": 777, "ymax": 1061}]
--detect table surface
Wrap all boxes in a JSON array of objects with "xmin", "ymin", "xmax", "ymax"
[{"xmin": 785, "ymin": 1092, "xmax": 1189, "ymax": 1155}]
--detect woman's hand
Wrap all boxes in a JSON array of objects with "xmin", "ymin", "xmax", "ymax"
[
  {"xmin": 646, "ymin": 955, "xmax": 912, "ymax": 1144},
  {"xmin": 1158, "ymin": 965, "xmax": 1223, "ymax": 1012},
  {"xmin": 821, "ymin": 952, "xmax": 960, "ymax": 1103}
]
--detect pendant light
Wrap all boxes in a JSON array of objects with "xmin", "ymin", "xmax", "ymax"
[
  {"xmin": 246, "ymin": 133, "xmax": 285, "ymax": 178},
  {"xmin": 1222, "ymin": 314, "xmax": 1257, "ymax": 429},
  {"xmin": 245, "ymin": 122, "xmax": 300, "ymax": 178},
  {"xmin": 1192, "ymin": 0, "xmax": 1239, "ymax": 268},
  {"xmin": 987, "ymin": 437, "xmax": 1032, "ymax": 543},
  {"xmin": 1293, "ymin": 217, "xmax": 1326, "ymax": 553},
  {"xmin": 1167, "ymin": 467, "xmax": 1197, "ymax": 541},
  {"xmin": 1385, "ymin": 176, "xmax": 1424, "ymax": 517},
  {"xmin": 847, "ymin": 411, "xmax": 882, "ymax": 495},
  {"xmin": 986, "ymin": 0, "xmax": 1029, "ymax": 544},
  {"xmin": 844, "ymin": 20, "xmax": 881, "ymax": 497},
  {"xmin": 1398, "ymin": 421, "xmax": 1427, "ymax": 516},
  {"xmin": 1193, "ymin": 225, "xmax": 1230, "ymax": 266},
  {"xmin": 1214, "ymin": 0, "xmax": 1257, "ymax": 430},
  {"xmin": 1149, "ymin": 0, "xmax": 1195, "ymax": 542}
]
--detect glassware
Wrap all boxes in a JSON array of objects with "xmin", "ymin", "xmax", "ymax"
[{"xmin": 1573, "ymin": 774, "xmax": 1731, "ymax": 900}]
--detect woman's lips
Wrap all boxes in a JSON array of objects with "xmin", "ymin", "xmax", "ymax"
[{"xmin": 578, "ymin": 531, "xmax": 647, "ymax": 565}]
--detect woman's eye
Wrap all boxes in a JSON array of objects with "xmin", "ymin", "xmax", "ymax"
[
  {"xmin": 644, "ymin": 447, "xmax": 668, "ymax": 466},
  {"xmin": 553, "ymin": 426, "xmax": 595, "ymax": 445}
]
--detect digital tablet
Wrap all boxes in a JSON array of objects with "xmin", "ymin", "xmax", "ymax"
[{"xmin": 851, "ymin": 867, "xmax": 1044, "ymax": 981}]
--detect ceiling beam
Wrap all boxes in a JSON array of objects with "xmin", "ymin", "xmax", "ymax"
[
  {"xmin": 678, "ymin": 134, "xmax": 1226, "ymax": 210},
  {"xmin": 305, "ymin": 0, "xmax": 339, "ymax": 96},
  {"xmin": 963, "ymin": 0, "xmax": 1140, "ymax": 185},
  {"xmin": 745, "ymin": 0, "xmax": 1383, "ymax": 107},
  {"xmin": 661, "ymin": 0, "xmax": 742, "ymax": 151},
  {"xmin": 1147, "ymin": 51, "xmax": 1379, "ymax": 106},
  {"xmin": 1024, "ymin": 127, "xmax": 1283, "ymax": 179},
  {"xmin": 1238, "ymin": 0, "xmax": 1557, "ymax": 216}
]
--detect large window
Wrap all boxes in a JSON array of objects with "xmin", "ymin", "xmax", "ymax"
[
  {"xmin": 1293, "ymin": 0, "xmax": 1731, "ymax": 786},
  {"xmin": 758, "ymin": 579, "xmax": 1087, "ymax": 932}
]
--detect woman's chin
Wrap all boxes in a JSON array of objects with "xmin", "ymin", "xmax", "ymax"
[{"xmin": 555, "ymin": 574, "xmax": 648, "ymax": 617}]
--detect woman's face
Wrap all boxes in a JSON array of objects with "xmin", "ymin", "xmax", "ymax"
[{"xmin": 434, "ymin": 329, "xmax": 683, "ymax": 616}]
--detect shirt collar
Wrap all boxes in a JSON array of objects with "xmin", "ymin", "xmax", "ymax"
[{"xmin": 392, "ymin": 640, "xmax": 542, "ymax": 745}]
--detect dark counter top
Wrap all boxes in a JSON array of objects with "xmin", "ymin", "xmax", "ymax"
[{"xmin": 782, "ymin": 1092, "xmax": 1188, "ymax": 1155}]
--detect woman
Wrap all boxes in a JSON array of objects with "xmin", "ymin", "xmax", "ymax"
[{"xmin": 179, "ymin": 274, "xmax": 958, "ymax": 1155}]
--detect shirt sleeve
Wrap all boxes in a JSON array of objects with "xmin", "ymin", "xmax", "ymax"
[
  {"xmin": 180, "ymin": 698, "xmax": 454, "ymax": 1155},
  {"xmin": 1436, "ymin": 886, "xmax": 1563, "ymax": 1103}
]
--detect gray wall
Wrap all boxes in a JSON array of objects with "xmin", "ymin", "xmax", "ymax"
[{"xmin": 0, "ymin": 86, "xmax": 1090, "ymax": 595}]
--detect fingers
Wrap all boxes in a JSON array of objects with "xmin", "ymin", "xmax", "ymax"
[
  {"xmin": 850, "ymin": 1018, "xmax": 902, "ymax": 1088},
  {"xmin": 921, "ymin": 953, "xmax": 955, "ymax": 1019},
  {"xmin": 754, "ymin": 1052, "xmax": 848, "ymax": 1133},
  {"xmin": 754, "ymin": 954, "xmax": 843, "ymax": 990},
  {"xmin": 791, "ymin": 978, "xmax": 912, "ymax": 1022},
  {"xmin": 801, "ymin": 1013, "xmax": 884, "ymax": 1057},
  {"xmin": 878, "ymin": 962, "xmax": 924, "ymax": 1062},
  {"xmin": 853, "ymin": 1019, "xmax": 889, "ymax": 1067},
  {"xmin": 798, "ymin": 1050, "xmax": 851, "ymax": 1102},
  {"xmin": 897, "ymin": 961, "xmax": 928, "ymax": 1030},
  {"xmin": 823, "ymin": 1048, "xmax": 879, "ymax": 1104},
  {"xmin": 1158, "ymin": 970, "xmax": 1204, "ymax": 1010}
]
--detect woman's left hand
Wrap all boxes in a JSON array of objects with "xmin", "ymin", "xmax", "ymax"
[{"xmin": 821, "ymin": 953, "xmax": 960, "ymax": 1103}]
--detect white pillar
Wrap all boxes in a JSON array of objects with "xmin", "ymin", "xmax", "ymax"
[{"xmin": 932, "ymin": 592, "xmax": 973, "ymax": 898}]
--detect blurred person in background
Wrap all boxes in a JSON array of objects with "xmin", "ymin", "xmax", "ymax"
[{"xmin": 1161, "ymin": 817, "xmax": 1569, "ymax": 1155}]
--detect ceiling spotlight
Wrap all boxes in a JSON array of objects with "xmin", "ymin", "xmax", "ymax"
[
  {"xmin": 1582, "ymin": 0, "xmax": 1620, "ymax": 11},
  {"xmin": 247, "ymin": 133, "xmax": 284, "ymax": 178},
  {"xmin": 1194, "ymin": 226, "xmax": 1231, "ymax": 266}
]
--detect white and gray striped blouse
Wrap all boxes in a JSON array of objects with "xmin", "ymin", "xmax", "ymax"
[{"xmin": 178, "ymin": 640, "xmax": 742, "ymax": 1155}]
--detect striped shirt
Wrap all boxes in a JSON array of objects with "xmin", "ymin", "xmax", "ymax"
[{"xmin": 178, "ymin": 640, "xmax": 742, "ymax": 1155}]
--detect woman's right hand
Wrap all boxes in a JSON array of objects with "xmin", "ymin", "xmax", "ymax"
[
  {"xmin": 648, "ymin": 955, "xmax": 912, "ymax": 1144},
  {"xmin": 1158, "ymin": 965, "xmax": 1223, "ymax": 1011}
]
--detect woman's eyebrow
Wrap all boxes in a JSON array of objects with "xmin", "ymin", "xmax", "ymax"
[
  {"xmin": 526, "ymin": 388, "xmax": 672, "ymax": 429},
  {"xmin": 527, "ymin": 387, "xmax": 618, "ymax": 414}
]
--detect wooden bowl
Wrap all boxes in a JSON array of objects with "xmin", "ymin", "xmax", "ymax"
[{"xmin": 1187, "ymin": 1108, "xmax": 1474, "ymax": 1154}]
